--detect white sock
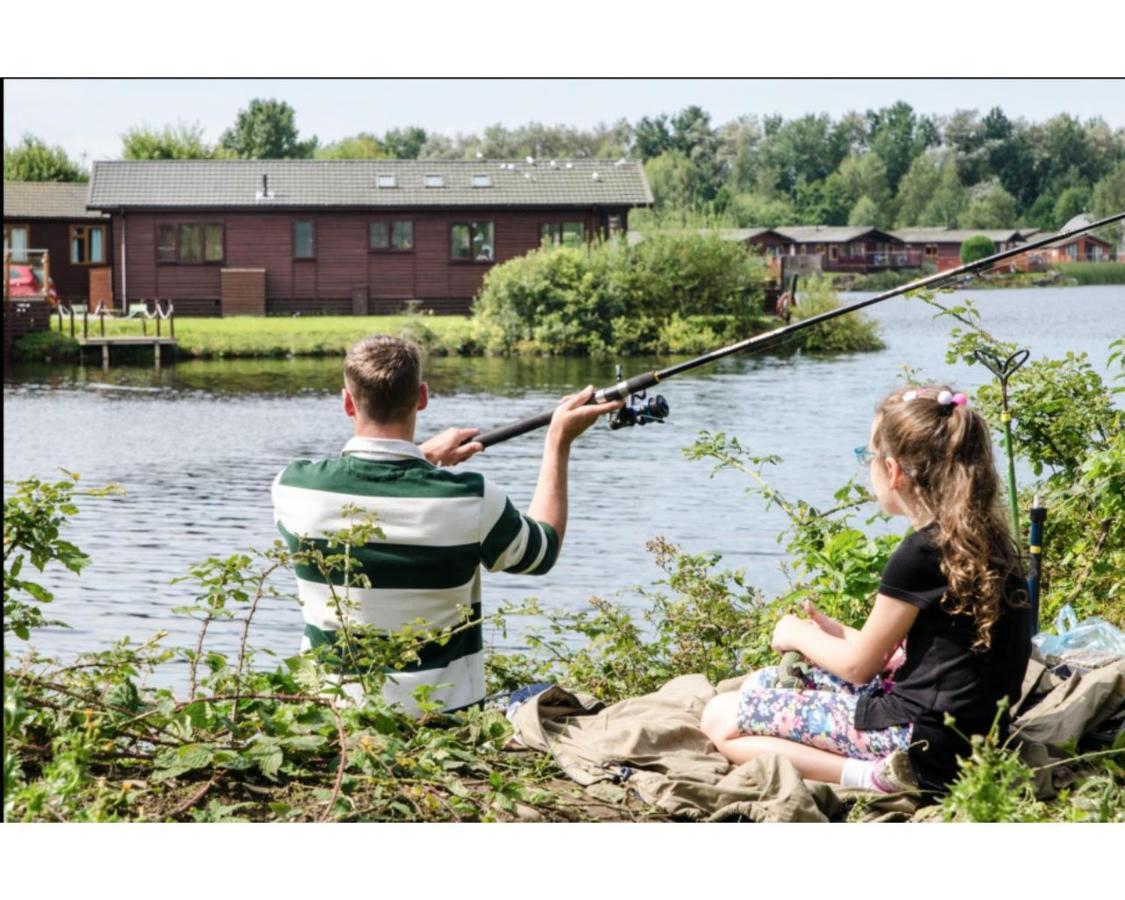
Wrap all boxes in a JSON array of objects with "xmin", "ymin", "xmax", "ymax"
[{"xmin": 840, "ymin": 757, "xmax": 876, "ymax": 790}]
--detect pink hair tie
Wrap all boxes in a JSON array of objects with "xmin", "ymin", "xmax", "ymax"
[{"xmin": 952, "ymin": 392, "xmax": 968, "ymax": 407}]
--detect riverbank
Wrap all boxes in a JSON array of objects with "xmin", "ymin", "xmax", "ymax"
[
  {"xmin": 12, "ymin": 300, "xmax": 882, "ymax": 364},
  {"xmin": 832, "ymin": 261, "xmax": 1125, "ymax": 292}
]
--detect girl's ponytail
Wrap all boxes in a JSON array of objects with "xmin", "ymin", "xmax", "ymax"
[{"xmin": 874, "ymin": 387, "xmax": 1024, "ymax": 650}]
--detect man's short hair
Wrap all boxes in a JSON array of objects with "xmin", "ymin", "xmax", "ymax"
[{"xmin": 344, "ymin": 335, "xmax": 422, "ymax": 423}]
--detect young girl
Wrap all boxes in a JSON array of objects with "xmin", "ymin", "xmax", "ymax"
[{"xmin": 700, "ymin": 385, "xmax": 1032, "ymax": 794}]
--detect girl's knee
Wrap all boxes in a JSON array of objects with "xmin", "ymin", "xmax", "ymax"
[{"xmin": 700, "ymin": 692, "xmax": 740, "ymax": 743}]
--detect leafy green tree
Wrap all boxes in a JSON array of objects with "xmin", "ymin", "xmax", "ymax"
[
  {"xmin": 1052, "ymin": 185, "xmax": 1092, "ymax": 227},
  {"xmin": 315, "ymin": 133, "xmax": 389, "ymax": 160},
  {"xmin": 3, "ymin": 134, "xmax": 86, "ymax": 182},
  {"xmin": 960, "ymin": 234, "xmax": 996, "ymax": 264},
  {"xmin": 1091, "ymin": 161, "xmax": 1125, "ymax": 246},
  {"xmin": 835, "ymin": 153, "xmax": 892, "ymax": 224},
  {"xmin": 121, "ymin": 122, "xmax": 219, "ymax": 160},
  {"xmin": 982, "ymin": 110, "xmax": 1038, "ymax": 208},
  {"xmin": 866, "ymin": 101, "xmax": 933, "ymax": 192},
  {"xmin": 960, "ymin": 180, "xmax": 1018, "ymax": 228},
  {"xmin": 381, "ymin": 126, "xmax": 428, "ymax": 159},
  {"xmin": 944, "ymin": 108, "xmax": 987, "ymax": 185},
  {"xmin": 847, "ymin": 195, "xmax": 881, "ymax": 227},
  {"xmin": 219, "ymin": 98, "xmax": 317, "ymax": 159},
  {"xmin": 715, "ymin": 116, "xmax": 763, "ymax": 193},
  {"xmin": 829, "ymin": 111, "xmax": 869, "ymax": 160},
  {"xmin": 633, "ymin": 114, "xmax": 673, "ymax": 160},
  {"xmin": 816, "ymin": 172, "xmax": 855, "ymax": 226},
  {"xmin": 1029, "ymin": 114, "xmax": 1098, "ymax": 196},
  {"xmin": 644, "ymin": 151, "xmax": 697, "ymax": 212},
  {"xmin": 728, "ymin": 192, "xmax": 796, "ymax": 227},
  {"xmin": 761, "ymin": 114, "xmax": 842, "ymax": 196},
  {"xmin": 1022, "ymin": 195, "xmax": 1057, "ymax": 231},
  {"xmin": 894, "ymin": 152, "xmax": 943, "ymax": 226},
  {"xmin": 922, "ymin": 157, "xmax": 967, "ymax": 227}
]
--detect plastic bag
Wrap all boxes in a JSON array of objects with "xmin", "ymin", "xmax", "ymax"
[{"xmin": 1032, "ymin": 604, "xmax": 1125, "ymax": 663}]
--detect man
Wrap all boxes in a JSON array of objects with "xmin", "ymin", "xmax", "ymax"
[{"xmin": 272, "ymin": 334, "xmax": 620, "ymax": 714}]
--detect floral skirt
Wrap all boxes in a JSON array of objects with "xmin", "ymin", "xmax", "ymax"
[{"xmin": 735, "ymin": 664, "xmax": 913, "ymax": 760}]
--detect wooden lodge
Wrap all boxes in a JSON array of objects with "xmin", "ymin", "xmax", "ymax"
[
  {"xmin": 1015, "ymin": 214, "xmax": 1117, "ymax": 270},
  {"xmin": 632, "ymin": 216, "xmax": 1119, "ymax": 277},
  {"xmin": 889, "ymin": 229, "xmax": 1029, "ymax": 271},
  {"xmin": 86, "ymin": 159, "xmax": 653, "ymax": 316},
  {"xmin": 3, "ymin": 182, "xmax": 114, "ymax": 306}
]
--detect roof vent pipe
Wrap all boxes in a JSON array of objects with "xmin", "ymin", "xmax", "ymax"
[{"xmin": 263, "ymin": 174, "xmax": 269, "ymax": 196}]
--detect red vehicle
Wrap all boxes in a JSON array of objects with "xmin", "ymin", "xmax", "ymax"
[{"xmin": 6, "ymin": 264, "xmax": 59, "ymax": 304}]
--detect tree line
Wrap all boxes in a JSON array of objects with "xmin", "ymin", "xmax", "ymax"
[{"xmin": 5, "ymin": 97, "xmax": 1124, "ymax": 232}]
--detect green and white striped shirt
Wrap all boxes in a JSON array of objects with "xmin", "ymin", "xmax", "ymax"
[{"xmin": 272, "ymin": 436, "xmax": 559, "ymax": 714}]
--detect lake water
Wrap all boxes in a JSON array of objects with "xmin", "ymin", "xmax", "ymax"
[{"xmin": 5, "ymin": 286, "xmax": 1124, "ymax": 678}]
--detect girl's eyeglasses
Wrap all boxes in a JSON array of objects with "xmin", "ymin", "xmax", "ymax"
[
  {"xmin": 854, "ymin": 446, "xmax": 879, "ymax": 467},
  {"xmin": 854, "ymin": 446, "xmax": 915, "ymax": 478}
]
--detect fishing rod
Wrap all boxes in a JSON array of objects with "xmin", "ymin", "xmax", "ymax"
[{"xmin": 475, "ymin": 211, "xmax": 1125, "ymax": 448}]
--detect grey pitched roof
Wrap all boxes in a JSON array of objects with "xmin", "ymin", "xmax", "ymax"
[
  {"xmin": 1060, "ymin": 212, "xmax": 1093, "ymax": 232},
  {"xmin": 3, "ymin": 181, "xmax": 106, "ymax": 220},
  {"xmin": 890, "ymin": 229, "xmax": 1026, "ymax": 244},
  {"xmin": 771, "ymin": 226, "xmax": 900, "ymax": 244},
  {"xmin": 88, "ymin": 159, "xmax": 653, "ymax": 209}
]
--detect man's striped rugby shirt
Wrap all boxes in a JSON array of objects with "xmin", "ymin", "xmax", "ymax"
[{"xmin": 271, "ymin": 436, "xmax": 559, "ymax": 714}]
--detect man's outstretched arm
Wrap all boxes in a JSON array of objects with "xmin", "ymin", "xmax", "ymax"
[{"xmin": 527, "ymin": 385, "xmax": 622, "ymax": 549}]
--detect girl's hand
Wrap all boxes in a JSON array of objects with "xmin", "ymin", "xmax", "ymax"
[
  {"xmin": 804, "ymin": 599, "xmax": 847, "ymax": 638},
  {"xmin": 771, "ymin": 614, "xmax": 810, "ymax": 653}
]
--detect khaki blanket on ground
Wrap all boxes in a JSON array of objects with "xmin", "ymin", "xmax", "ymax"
[{"xmin": 508, "ymin": 656, "xmax": 1125, "ymax": 822}]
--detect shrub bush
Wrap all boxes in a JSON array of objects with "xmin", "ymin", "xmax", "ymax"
[
  {"xmin": 11, "ymin": 330, "xmax": 80, "ymax": 363},
  {"xmin": 960, "ymin": 235, "xmax": 997, "ymax": 265},
  {"xmin": 471, "ymin": 234, "xmax": 768, "ymax": 355}
]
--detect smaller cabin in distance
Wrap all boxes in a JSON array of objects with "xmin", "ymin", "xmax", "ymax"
[{"xmin": 3, "ymin": 181, "xmax": 113, "ymax": 306}]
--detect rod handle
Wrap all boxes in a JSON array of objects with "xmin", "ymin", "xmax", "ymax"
[{"xmin": 477, "ymin": 408, "xmax": 557, "ymax": 448}]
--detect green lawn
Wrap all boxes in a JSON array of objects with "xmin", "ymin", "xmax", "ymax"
[{"xmin": 87, "ymin": 314, "xmax": 477, "ymax": 358}]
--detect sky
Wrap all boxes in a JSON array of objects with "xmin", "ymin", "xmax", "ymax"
[{"xmin": 4, "ymin": 78, "xmax": 1123, "ymax": 167}]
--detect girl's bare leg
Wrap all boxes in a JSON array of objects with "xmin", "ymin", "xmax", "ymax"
[{"xmin": 700, "ymin": 691, "xmax": 848, "ymax": 783}]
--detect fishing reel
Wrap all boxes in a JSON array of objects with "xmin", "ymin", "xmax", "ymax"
[{"xmin": 608, "ymin": 365, "xmax": 669, "ymax": 430}]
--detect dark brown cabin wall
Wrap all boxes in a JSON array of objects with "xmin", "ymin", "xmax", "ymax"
[
  {"xmin": 368, "ymin": 252, "xmax": 415, "ymax": 301},
  {"xmin": 317, "ymin": 216, "xmax": 367, "ymax": 297},
  {"xmin": 414, "ymin": 214, "xmax": 450, "ymax": 299},
  {"xmin": 8, "ymin": 219, "xmax": 113, "ymax": 302},
  {"xmin": 227, "ymin": 216, "xmax": 292, "ymax": 299},
  {"xmin": 106, "ymin": 206, "xmax": 640, "ymax": 315}
]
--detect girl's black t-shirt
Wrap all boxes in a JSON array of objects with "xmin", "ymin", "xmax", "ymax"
[{"xmin": 853, "ymin": 523, "xmax": 1031, "ymax": 793}]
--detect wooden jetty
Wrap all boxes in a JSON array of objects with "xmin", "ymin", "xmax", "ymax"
[
  {"xmin": 54, "ymin": 301, "xmax": 178, "ymax": 368},
  {"xmin": 77, "ymin": 335, "xmax": 178, "ymax": 367}
]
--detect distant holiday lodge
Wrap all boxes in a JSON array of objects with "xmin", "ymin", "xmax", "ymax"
[{"xmin": 83, "ymin": 158, "xmax": 652, "ymax": 316}]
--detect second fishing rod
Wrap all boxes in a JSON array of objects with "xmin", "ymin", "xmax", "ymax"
[{"xmin": 473, "ymin": 211, "xmax": 1125, "ymax": 448}]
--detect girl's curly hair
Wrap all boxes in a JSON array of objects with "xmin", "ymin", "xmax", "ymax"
[{"xmin": 874, "ymin": 386, "xmax": 1026, "ymax": 651}]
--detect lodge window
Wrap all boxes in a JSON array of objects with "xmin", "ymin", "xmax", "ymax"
[
  {"xmin": 828, "ymin": 245, "xmax": 839, "ymax": 261},
  {"xmin": 849, "ymin": 242, "xmax": 866, "ymax": 257},
  {"xmin": 607, "ymin": 214, "xmax": 623, "ymax": 236},
  {"xmin": 540, "ymin": 221, "xmax": 585, "ymax": 248},
  {"xmin": 294, "ymin": 220, "xmax": 315, "ymax": 260},
  {"xmin": 451, "ymin": 221, "xmax": 494, "ymax": 262},
  {"xmin": 156, "ymin": 222, "xmax": 224, "ymax": 264},
  {"xmin": 925, "ymin": 244, "xmax": 938, "ymax": 258},
  {"xmin": 69, "ymin": 225, "xmax": 107, "ymax": 265},
  {"xmin": 369, "ymin": 220, "xmax": 413, "ymax": 251},
  {"xmin": 4, "ymin": 224, "xmax": 30, "ymax": 262}
]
